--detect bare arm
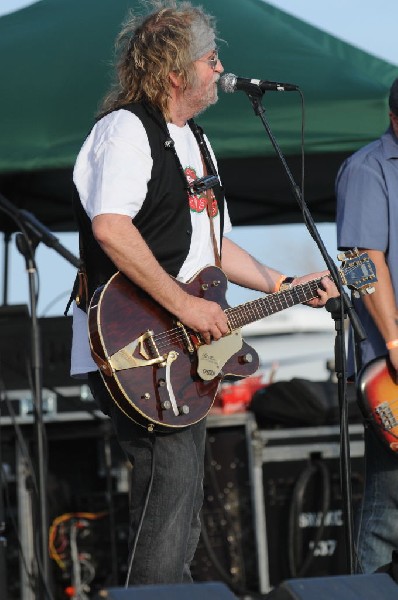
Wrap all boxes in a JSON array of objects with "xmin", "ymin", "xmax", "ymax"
[
  {"xmin": 221, "ymin": 237, "xmax": 284, "ymax": 293},
  {"xmin": 359, "ymin": 248, "xmax": 398, "ymax": 372},
  {"xmin": 92, "ymin": 214, "xmax": 229, "ymax": 343},
  {"xmin": 221, "ymin": 237, "xmax": 338, "ymax": 307}
]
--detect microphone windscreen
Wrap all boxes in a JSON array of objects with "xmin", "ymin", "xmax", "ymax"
[{"xmin": 219, "ymin": 73, "xmax": 237, "ymax": 93}]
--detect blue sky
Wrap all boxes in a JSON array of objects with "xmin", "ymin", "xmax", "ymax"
[{"xmin": 1, "ymin": 0, "xmax": 398, "ymax": 316}]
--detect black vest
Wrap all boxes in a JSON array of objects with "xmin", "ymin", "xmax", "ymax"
[{"xmin": 73, "ymin": 102, "xmax": 225, "ymax": 302}]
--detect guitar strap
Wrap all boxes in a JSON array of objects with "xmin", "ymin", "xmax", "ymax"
[
  {"xmin": 64, "ymin": 232, "xmax": 88, "ymax": 315},
  {"xmin": 200, "ymin": 153, "xmax": 222, "ymax": 268},
  {"xmin": 188, "ymin": 118, "xmax": 222, "ymax": 269}
]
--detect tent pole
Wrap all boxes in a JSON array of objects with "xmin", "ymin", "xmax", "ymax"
[
  {"xmin": 2, "ymin": 232, "xmax": 11, "ymax": 305},
  {"xmin": 0, "ymin": 233, "xmax": 11, "ymax": 599}
]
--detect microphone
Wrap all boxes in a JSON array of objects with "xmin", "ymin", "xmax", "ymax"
[{"xmin": 219, "ymin": 73, "xmax": 298, "ymax": 94}]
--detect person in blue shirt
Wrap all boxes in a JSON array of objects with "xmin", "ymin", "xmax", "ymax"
[{"xmin": 336, "ymin": 77, "xmax": 398, "ymax": 573}]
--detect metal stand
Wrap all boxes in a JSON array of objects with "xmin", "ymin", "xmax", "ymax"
[
  {"xmin": 0, "ymin": 192, "xmax": 80, "ymax": 597},
  {"xmin": 0, "ymin": 231, "xmax": 13, "ymax": 598},
  {"xmin": 17, "ymin": 443, "xmax": 36, "ymax": 600},
  {"xmin": 0, "ymin": 424, "xmax": 7, "ymax": 600},
  {"xmin": 244, "ymin": 90, "xmax": 366, "ymax": 573},
  {"xmin": 325, "ymin": 296, "xmax": 356, "ymax": 573},
  {"xmin": 15, "ymin": 232, "xmax": 50, "ymax": 595}
]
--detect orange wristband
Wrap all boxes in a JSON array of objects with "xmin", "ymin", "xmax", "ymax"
[
  {"xmin": 386, "ymin": 339, "xmax": 398, "ymax": 350},
  {"xmin": 274, "ymin": 274, "xmax": 286, "ymax": 293}
]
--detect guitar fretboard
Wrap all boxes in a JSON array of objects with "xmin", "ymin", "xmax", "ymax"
[{"xmin": 225, "ymin": 278, "xmax": 322, "ymax": 330}]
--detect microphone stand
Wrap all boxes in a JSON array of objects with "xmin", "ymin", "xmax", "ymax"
[
  {"xmin": 244, "ymin": 91, "xmax": 366, "ymax": 573},
  {"xmin": 0, "ymin": 428, "xmax": 6, "ymax": 600},
  {"xmin": 0, "ymin": 232, "xmax": 12, "ymax": 600},
  {"xmin": 0, "ymin": 193, "xmax": 80, "ymax": 597}
]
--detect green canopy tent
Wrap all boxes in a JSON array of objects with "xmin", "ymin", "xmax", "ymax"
[{"xmin": 0, "ymin": 0, "xmax": 397, "ymax": 233}]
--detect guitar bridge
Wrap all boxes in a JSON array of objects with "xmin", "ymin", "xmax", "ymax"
[{"xmin": 375, "ymin": 402, "xmax": 398, "ymax": 430}]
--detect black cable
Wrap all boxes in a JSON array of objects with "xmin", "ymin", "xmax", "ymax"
[
  {"xmin": 288, "ymin": 458, "xmax": 331, "ymax": 578},
  {"xmin": 124, "ymin": 433, "xmax": 156, "ymax": 587}
]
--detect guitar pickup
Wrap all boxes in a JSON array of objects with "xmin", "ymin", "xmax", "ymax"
[{"xmin": 176, "ymin": 321, "xmax": 195, "ymax": 353}]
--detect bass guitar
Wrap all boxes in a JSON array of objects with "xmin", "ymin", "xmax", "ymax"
[
  {"xmin": 88, "ymin": 249, "xmax": 376, "ymax": 431},
  {"xmin": 358, "ymin": 356, "xmax": 398, "ymax": 453}
]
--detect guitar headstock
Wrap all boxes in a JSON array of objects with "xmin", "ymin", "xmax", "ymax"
[{"xmin": 337, "ymin": 248, "xmax": 378, "ymax": 297}]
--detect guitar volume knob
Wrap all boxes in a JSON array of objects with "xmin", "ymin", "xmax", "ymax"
[
  {"xmin": 239, "ymin": 353, "xmax": 253, "ymax": 364},
  {"xmin": 178, "ymin": 405, "xmax": 190, "ymax": 415},
  {"xmin": 160, "ymin": 400, "xmax": 172, "ymax": 410}
]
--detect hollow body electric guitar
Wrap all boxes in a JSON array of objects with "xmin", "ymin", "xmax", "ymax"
[
  {"xmin": 358, "ymin": 357, "xmax": 398, "ymax": 453},
  {"xmin": 88, "ymin": 250, "xmax": 376, "ymax": 431}
]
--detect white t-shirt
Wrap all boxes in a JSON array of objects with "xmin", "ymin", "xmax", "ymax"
[{"xmin": 71, "ymin": 109, "xmax": 232, "ymax": 377}]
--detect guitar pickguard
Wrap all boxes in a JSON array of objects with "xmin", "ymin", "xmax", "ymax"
[{"xmin": 197, "ymin": 329, "xmax": 243, "ymax": 381}]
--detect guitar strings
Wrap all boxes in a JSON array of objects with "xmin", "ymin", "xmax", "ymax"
[
  {"xmin": 148, "ymin": 279, "xmax": 322, "ymax": 353},
  {"xmin": 143, "ymin": 262, "xmax": 368, "ymax": 354}
]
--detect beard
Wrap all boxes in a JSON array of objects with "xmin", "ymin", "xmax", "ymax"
[{"xmin": 184, "ymin": 74, "xmax": 219, "ymax": 117}]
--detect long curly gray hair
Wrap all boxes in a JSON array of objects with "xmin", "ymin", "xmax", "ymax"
[{"xmin": 99, "ymin": 1, "xmax": 217, "ymax": 121}]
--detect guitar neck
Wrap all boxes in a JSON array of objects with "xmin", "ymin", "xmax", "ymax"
[{"xmin": 226, "ymin": 277, "xmax": 323, "ymax": 330}]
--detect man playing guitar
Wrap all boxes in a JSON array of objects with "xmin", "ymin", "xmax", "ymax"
[{"xmin": 70, "ymin": 1, "xmax": 338, "ymax": 587}]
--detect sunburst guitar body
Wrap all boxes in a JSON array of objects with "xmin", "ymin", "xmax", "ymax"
[{"xmin": 358, "ymin": 356, "xmax": 398, "ymax": 453}]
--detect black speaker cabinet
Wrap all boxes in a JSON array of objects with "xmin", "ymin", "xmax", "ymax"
[
  {"xmin": 266, "ymin": 573, "xmax": 398, "ymax": 599},
  {"xmin": 3, "ymin": 411, "xmax": 255, "ymax": 599},
  {"xmin": 250, "ymin": 424, "xmax": 365, "ymax": 592},
  {"xmin": 191, "ymin": 413, "xmax": 258, "ymax": 591},
  {"xmin": 96, "ymin": 581, "xmax": 237, "ymax": 599}
]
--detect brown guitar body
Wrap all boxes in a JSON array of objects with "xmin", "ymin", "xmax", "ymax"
[
  {"xmin": 88, "ymin": 252, "xmax": 376, "ymax": 432},
  {"xmin": 89, "ymin": 267, "xmax": 258, "ymax": 431}
]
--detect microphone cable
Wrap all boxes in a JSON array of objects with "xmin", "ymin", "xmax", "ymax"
[{"xmin": 124, "ymin": 433, "xmax": 156, "ymax": 587}]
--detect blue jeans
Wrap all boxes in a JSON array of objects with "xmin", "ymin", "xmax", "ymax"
[
  {"xmin": 88, "ymin": 371, "xmax": 206, "ymax": 584},
  {"xmin": 355, "ymin": 427, "xmax": 398, "ymax": 573}
]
